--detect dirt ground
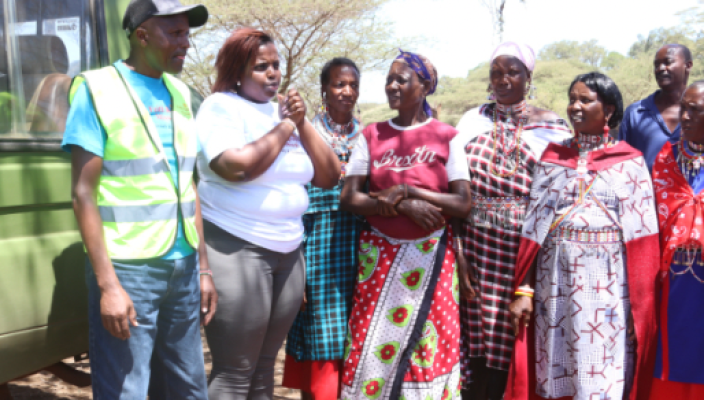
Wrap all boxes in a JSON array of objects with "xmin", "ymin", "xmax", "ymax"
[{"xmin": 6, "ymin": 330, "xmax": 301, "ymax": 400}]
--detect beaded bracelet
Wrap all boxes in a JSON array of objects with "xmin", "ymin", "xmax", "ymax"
[
  {"xmin": 199, "ymin": 269, "xmax": 213, "ymax": 277},
  {"xmin": 515, "ymin": 291, "xmax": 533, "ymax": 298},
  {"xmin": 517, "ymin": 285, "xmax": 534, "ymax": 293}
]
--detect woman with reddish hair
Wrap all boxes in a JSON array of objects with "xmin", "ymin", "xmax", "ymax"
[{"xmin": 195, "ymin": 27, "xmax": 340, "ymax": 400}]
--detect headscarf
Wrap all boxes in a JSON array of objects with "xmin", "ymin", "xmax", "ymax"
[
  {"xmin": 393, "ymin": 49, "xmax": 438, "ymax": 118},
  {"xmin": 490, "ymin": 41, "xmax": 536, "ymax": 72}
]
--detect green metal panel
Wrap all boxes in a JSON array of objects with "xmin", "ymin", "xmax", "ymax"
[
  {"xmin": 0, "ymin": 0, "xmax": 134, "ymax": 384},
  {"xmin": 0, "ymin": 154, "xmax": 87, "ymax": 384},
  {"xmin": 0, "ymin": 153, "xmax": 72, "ymax": 208},
  {"xmin": 104, "ymin": 0, "xmax": 131, "ymax": 63},
  {"xmin": 0, "ymin": 321, "xmax": 88, "ymax": 384}
]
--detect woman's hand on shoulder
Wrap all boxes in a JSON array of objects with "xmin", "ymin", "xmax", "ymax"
[{"xmin": 396, "ymin": 199, "xmax": 444, "ymax": 231}]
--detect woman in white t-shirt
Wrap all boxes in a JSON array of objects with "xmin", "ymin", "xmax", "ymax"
[{"xmin": 195, "ymin": 27, "xmax": 340, "ymax": 400}]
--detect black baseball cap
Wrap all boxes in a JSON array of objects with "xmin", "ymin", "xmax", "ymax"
[{"xmin": 122, "ymin": 0, "xmax": 208, "ymax": 37}]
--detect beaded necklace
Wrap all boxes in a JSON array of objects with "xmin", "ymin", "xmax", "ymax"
[
  {"xmin": 571, "ymin": 132, "xmax": 612, "ymax": 153},
  {"xmin": 490, "ymin": 102, "xmax": 526, "ymax": 178},
  {"xmin": 321, "ymin": 112, "xmax": 359, "ymax": 157},
  {"xmin": 495, "ymin": 101, "xmax": 526, "ymax": 117},
  {"xmin": 677, "ymin": 138, "xmax": 704, "ymax": 181},
  {"xmin": 570, "ymin": 132, "xmax": 614, "ymax": 174}
]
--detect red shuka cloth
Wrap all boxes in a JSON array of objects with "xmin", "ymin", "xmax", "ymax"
[
  {"xmin": 504, "ymin": 142, "xmax": 660, "ymax": 400},
  {"xmin": 282, "ymin": 355, "xmax": 343, "ymax": 400}
]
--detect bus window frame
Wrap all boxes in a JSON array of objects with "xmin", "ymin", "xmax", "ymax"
[{"xmin": 0, "ymin": 0, "xmax": 107, "ymax": 152}]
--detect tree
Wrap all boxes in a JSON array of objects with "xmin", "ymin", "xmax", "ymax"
[
  {"xmin": 538, "ymin": 40, "xmax": 581, "ymax": 61},
  {"xmin": 181, "ymin": 0, "xmax": 408, "ymax": 110},
  {"xmin": 481, "ymin": 0, "xmax": 526, "ymax": 44},
  {"xmin": 579, "ymin": 40, "xmax": 607, "ymax": 68},
  {"xmin": 539, "ymin": 40, "xmax": 608, "ymax": 68},
  {"xmin": 601, "ymin": 51, "xmax": 626, "ymax": 71},
  {"xmin": 627, "ymin": 27, "xmax": 694, "ymax": 58}
]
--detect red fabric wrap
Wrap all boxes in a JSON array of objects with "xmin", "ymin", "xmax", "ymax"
[
  {"xmin": 505, "ymin": 238, "xmax": 542, "ymax": 400},
  {"xmin": 541, "ymin": 140, "xmax": 643, "ymax": 172},
  {"xmin": 650, "ymin": 141, "xmax": 704, "ymax": 381},
  {"xmin": 652, "ymin": 141, "xmax": 704, "ymax": 274},
  {"xmin": 648, "ymin": 377, "xmax": 704, "ymax": 399},
  {"xmin": 363, "ymin": 120, "xmax": 457, "ymax": 239},
  {"xmin": 625, "ymin": 234, "xmax": 660, "ymax": 400},
  {"xmin": 283, "ymin": 355, "xmax": 343, "ymax": 400}
]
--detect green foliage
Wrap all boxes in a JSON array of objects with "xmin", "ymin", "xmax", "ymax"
[
  {"xmin": 528, "ymin": 59, "xmax": 593, "ymax": 119},
  {"xmin": 601, "ymin": 52, "xmax": 626, "ymax": 71},
  {"xmin": 181, "ymin": 0, "xmax": 413, "ymax": 113},
  {"xmin": 361, "ymin": 7, "xmax": 704, "ymax": 127},
  {"xmin": 539, "ymin": 40, "xmax": 607, "ymax": 68},
  {"xmin": 627, "ymin": 27, "xmax": 694, "ymax": 58},
  {"xmin": 607, "ymin": 53, "xmax": 659, "ymax": 109}
]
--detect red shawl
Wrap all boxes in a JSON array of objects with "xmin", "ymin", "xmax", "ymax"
[
  {"xmin": 652, "ymin": 141, "xmax": 704, "ymax": 274},
  {"xmin": 505, "ymin": 141, "xmax": 660, "ymax": 400},
  {"xmin": 650, "ymin": 141, "xmax": 704, "ymax": 380}
]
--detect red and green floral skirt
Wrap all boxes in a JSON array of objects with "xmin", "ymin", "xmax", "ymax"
[{"xmin": 341, "ymin": 227, "xmax": 462, "ymax": 400}]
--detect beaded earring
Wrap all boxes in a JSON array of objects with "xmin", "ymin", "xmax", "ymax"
[
  {"xmin": 319, "ymin": 92, "xmax": 327, "ymax": 114},
  {"xmin": 528, "ymin": 84, "xmax": 537, "ymax": 100},
  {"xmin": 486, "ymin": 84, "xmax": 496, "ymax": 101}
]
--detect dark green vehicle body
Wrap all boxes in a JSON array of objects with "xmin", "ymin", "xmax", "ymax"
[{"xmin": 0, "ymin": 0, "xmax": 130, "ymax": 383}]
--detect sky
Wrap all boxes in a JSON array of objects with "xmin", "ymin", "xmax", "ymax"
[{"xmin": 359, "ymin": 0, "xmax": 700, "ymax": 103}]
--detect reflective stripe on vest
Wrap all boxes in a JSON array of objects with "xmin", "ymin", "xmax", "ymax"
[{"xmin": 70, "ymin": 66, "xmax": 199, "ymax": 260}]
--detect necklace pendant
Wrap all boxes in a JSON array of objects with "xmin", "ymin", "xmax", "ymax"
[{"xmin": 577, "ymin": 157, "xmax": 588, "ymax": 174}]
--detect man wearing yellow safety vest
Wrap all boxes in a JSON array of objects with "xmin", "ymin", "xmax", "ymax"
[{"xmin": 61, "ymin": 0, "xmax": 216, "ymax": 397}]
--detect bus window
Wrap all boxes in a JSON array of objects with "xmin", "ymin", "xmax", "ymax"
[{"xmin": 0, "ymin": 0, "xmax": 98, "ymax": 137}]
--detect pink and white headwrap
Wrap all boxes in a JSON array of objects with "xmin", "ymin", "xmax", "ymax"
[{"xmin": 490, "ymin": 42, "xmax": 536, "ymax": 72}]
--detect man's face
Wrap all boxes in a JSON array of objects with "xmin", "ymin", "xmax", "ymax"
[
  {"xmin": 137, "ymin": 14, "xmax": 190, "ymax": 74},
  {"xmin": 653, "ymin": 46, "xmax": 691, "ymax": 91}
]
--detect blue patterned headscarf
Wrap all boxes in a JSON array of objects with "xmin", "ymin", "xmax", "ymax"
[{"xmin": 393, "ymin": 49, "xmax": 438, "ymax": 117}]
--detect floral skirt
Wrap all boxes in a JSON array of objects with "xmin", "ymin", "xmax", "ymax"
[{"xmin": 340, "ymin": 227, "xmax": 462, "ymax": 400}]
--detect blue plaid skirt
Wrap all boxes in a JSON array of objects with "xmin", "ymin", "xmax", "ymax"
[{"xmin": 285, "ymin": 210, "xmax": 363, "ymax": 361}]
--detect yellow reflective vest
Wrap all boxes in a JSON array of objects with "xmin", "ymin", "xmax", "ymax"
[{"xmin": 69, "ymin": 66, "xmax": 199, "ymax": 260}]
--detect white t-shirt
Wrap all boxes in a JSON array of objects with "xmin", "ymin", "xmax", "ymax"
[
  {"xmin": 346, "ymin": 118, "xmax": 470, "ymax": 182},
  {"xmin": 196, "ymin": 92, "xmax": 314, "ymax": 253}
]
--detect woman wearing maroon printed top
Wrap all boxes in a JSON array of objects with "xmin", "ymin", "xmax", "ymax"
[{"xmin": 339, "ymin": 50, "xmax": 472, "ymax": 400}]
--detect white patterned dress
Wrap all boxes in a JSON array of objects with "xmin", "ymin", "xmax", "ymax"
[{"xmin": 519, "ymin": 136, "xmax": 658, "ymax": 400}]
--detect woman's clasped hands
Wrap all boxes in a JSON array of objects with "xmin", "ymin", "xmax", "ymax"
[
  {"xmin": 370, "ymin": 184, "xmax": 444, "ymax": 231},
  {"xmin": 278, "ymin": 88, "xmax": 306, "ymax": 127}
]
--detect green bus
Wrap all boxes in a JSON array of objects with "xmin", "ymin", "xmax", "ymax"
[{"xmin": 0, "ymin": 0, "xmax": 133, "ymax": 388}]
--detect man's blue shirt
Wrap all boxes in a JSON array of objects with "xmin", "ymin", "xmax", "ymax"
[
  {"xmin": 62, "ymin": 60, "xmax": 194, "ymax": 260},
  {"xmin": 619, "ymin": 90, "xmax": 680, "ymax": 171}
]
